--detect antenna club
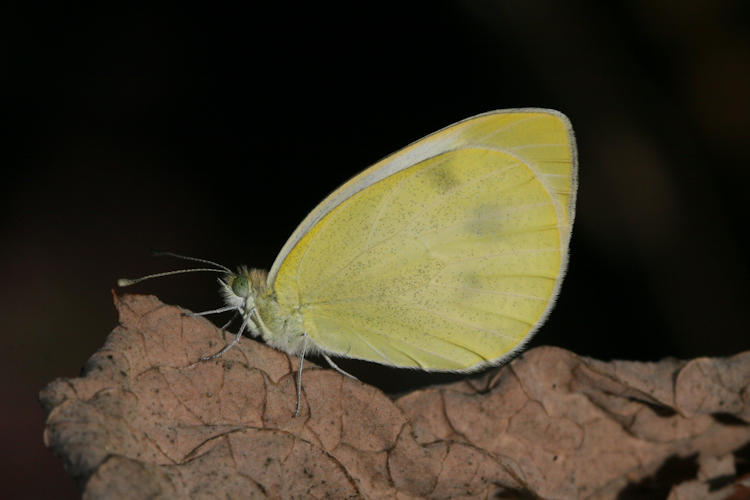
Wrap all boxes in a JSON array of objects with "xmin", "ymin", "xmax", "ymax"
[{"xmin": 117, "ymin": 278, "xmax": 135, "ymax": 287}]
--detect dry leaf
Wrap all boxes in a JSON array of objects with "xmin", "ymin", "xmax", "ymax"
[{"xmin": 40, "ymin": 294, "xmax": 750, "ymax": 499}]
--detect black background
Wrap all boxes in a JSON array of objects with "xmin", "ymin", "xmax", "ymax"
[{"xmin": 6, "ymin": 2, "xmax": 750, "ymax": 497}]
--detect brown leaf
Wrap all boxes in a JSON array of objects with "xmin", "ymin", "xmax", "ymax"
[{"xmin": 40, "ymin": 294, "xmax": 750, "ymax": 499}]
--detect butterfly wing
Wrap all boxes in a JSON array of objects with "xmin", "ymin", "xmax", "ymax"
[{"xmin": 269, "ymin": 109, "xmax": 577, "ymax": 370}]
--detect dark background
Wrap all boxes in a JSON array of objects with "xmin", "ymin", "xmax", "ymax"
[{"xmin": 6, "ymin": 1, "xmax": 750, "ymax": 498}]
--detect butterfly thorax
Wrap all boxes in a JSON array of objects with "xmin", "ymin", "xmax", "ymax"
[{"xmin": 221, "ymin": 266, "xmax": 307, "ymax": 356}]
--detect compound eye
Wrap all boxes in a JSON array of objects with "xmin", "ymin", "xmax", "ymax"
[{"xmin": 231, "ymin": 275, "xmax": 250, "ymax": 298}]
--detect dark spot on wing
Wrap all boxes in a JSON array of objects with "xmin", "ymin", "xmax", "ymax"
[{"xmin": 425, "ymin": 163, "xmax": 460, "ymax": 193}]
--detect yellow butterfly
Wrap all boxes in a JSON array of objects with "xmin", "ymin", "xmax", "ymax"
[{"xmin": 120, "ymin": 109, "xmax": 577, "ymax": 416}]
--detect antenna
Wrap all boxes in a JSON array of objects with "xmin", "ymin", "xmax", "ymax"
[
  {"xmin": 117, "ymin": 251, "xmax": 234, "ymax": 287},
  {"xmin": 150, "ymin": 250, "xmax": 232, "ymax": 273},
  {"xmin": 117, "ymin": 268, "xmax": 228, "ymax": 287}
]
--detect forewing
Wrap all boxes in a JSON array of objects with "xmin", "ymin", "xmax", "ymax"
[
  {"xmin": 268, "ymin": 109, "xmax": 576, "ymax": 283},
  {"xmin": 271, "ymin": 111, "xmax": 576, "ymax": 370}
]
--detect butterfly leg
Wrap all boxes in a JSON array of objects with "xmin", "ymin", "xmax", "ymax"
[
  {"xmin": 184, "ymin": 306, "xmax": 240, "ymax": 333},
  {"xmin": 200, "ymin": 315, "xmax": 248, "ymax": 361},
  {"xmin": 219, "ymin": 310, "xmax": 240, "ymax": 330},
  {"xmin": 321, "ymin": 353, "xmax": 359, "ymax": 381},
  {"xmin": 294, "ymin": 334, "xmax": 308, "ymax": 417},
  {"xmin": 183, "ymin": 305, "xmax": 238, "ymax": 317}
]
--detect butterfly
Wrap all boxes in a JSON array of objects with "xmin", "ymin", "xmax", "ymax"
[{"xmin": 120, "ymin": 109, "xmax": 577, "ymax": 416}]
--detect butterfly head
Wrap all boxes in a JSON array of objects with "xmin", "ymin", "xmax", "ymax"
[{"xmin": 220, "ymin": 266, "xmax": 268, "ymax": 313}]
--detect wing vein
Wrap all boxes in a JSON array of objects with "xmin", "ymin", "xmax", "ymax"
[
  {"xmin": 426, "ymin": 283, "xmax": 548, "ymax": 301},
  {"xmin": 311, "ymin": 309, "xmax": 471, "ymax": 367},
  {"xmin": 304, "ymin": 162, "xmax": 527, "ymax": 299},
  {"xmin": 507, "ymin": 143, "xmax": 565, "ymax": 151},
  {"xmin": 364, "ymin": 153, "xmax": 454, "ymax": 248},
  {"xmin": 469, "ymin": 115, "xmax": 543, "ymax": 144},
  {"xmin": 443, "ymin": 245, "xmax": 559, "ymax": 266},
  {"xmin": 393, "ymin": 295, "xmax": 532, "ymax": 334}
]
